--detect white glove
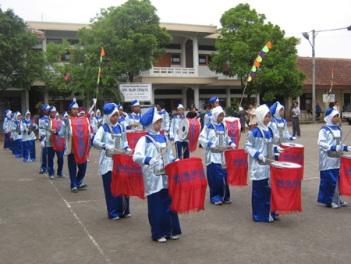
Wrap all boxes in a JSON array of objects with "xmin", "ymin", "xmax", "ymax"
[
  {"xmin": 291, "ymin": 136, "xmax": 296, "ymax": 140},
  {"xmin": 258, "ymin": 154, "xmax": 266, "ymax": 163},
  {"xmin": 40, "ymin": 141, "xmax": 45, "ymax": 148},
  {"xmin": 347, "ymin": 146, "xmax": 351, "ymax": 152},
  {"xmin": 105, "ymin": 144, "xmax": 115, "ymax": 151},
  {"xmin": 335, "ymin": 145, "xmax": 342, "ymax": 152},
  {"xmin": 230, "ymin": 142, "xmax": 236, "ymax": 149},
  {"xmin": 92, "ymin": 98, "xmax": 97, "ymax": 105}
]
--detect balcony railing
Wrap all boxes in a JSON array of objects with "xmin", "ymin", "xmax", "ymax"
[{"xmin": 141, "ymin": 66, "xmax": 238, "ymax": 80}]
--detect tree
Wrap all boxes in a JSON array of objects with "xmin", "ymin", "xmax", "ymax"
[
  {"xmin": 0, "ymin": 8, "xmax": 43, "ymax": 93},
  {"xmin": 210, "ymin": 3, "xmax": 304, "ymax": 102}
]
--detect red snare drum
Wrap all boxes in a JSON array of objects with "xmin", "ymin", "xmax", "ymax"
[
  {"xmin": 225, "ymin": 149, "xmax": 248, "ymax": 186},
  {"xmin": 270, "ymin": 161, "xmax": 303, "ymax": 214},
  {"xmin": 126, "ymin": 131, "xmax": 147, "ymax": 151},
  {"xmin": 224, "ymin": 117, "xmax": 241, "ymax": 148},
  {"xmin": 340, "ymin": 154, "xmax": 351, "ymax": 196},
  {"xmin": 165, "ymin": 157, "xmax": 207, "ymax": 213},
  {"xmin": 279, "ymin": 142, "xmax": 304, "ymax": 167}
]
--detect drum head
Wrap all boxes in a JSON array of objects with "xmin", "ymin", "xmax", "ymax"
[
  {"xmin": 271, "ymin": 161, "xmax": 302, "ymax": 169},
  {"xmin": 281, "ymin": 142, "xmax": 304, "ymax": 148},
  {"xmin": 178, "ymin": 118, "xmax": 189, "ymax": 141}
]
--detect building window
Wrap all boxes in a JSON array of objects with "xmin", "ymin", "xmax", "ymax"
[
  {"xmin": 199, "ymin": 54, "xmax": 211, "ymax": 65},
  {"xmin": 171, "ymin": 54, "xmax": 181, "ymax": 65}
]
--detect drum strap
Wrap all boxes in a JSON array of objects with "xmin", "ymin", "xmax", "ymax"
[
  {"xmin": 323, "ymin": 126, "xmax": 342, "ymax": 145},
  {"xmin": 145, "ymin": 135, "xmax": 166, "ymax": 163}
]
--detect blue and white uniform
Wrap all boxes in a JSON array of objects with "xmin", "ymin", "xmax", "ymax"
[
  {"xmin": 3, "ymin": 110, "xmax": 12, "ymax": 149},
  {"xmin": 11, "ymin": 112, "xmax": 23, "ymax": 158},
  {"xmin": 269, "ymin": 101, "xmax": 294, "ymax": 146},
  {"xmin": 59, "ymin": 100, "xmax": 89, "ymax": 191},
  {"xmin": 317, "ymin": 108, "xmax": 350, "ymax": 208},
  {"xmin": 118, "ymin": 105, "xmax": 128, "ymax": 131},
  {"xmin": 21, "ymin": 111, "xmax": 37, "ymax": 162},
  {"xmin": 199, "ymin": 106, "xmax": 235, "ymax": 204},
  {"xmin": 47, "ymin": 106, "xmax": 64, "ymax": 178},
  {"xmin": 244, "ymin": 104, "xmax": 277, "ymax": 222},
  {"xmin": 133, "ymin": 107, "xmax": 181, "ymax": 242},
  {"xmin": 158, "ymin": 108, "xmax": 170, "ymax": 134},
  {"xmin": 169, "ymin": 104, "xmax": 189, "ymax": 159},
  {"xmin": 93, "ymin": 103, "xmax": 132, "ymax": 219},
  {"xmin": 127, "ymin": 100, "xmax": 142, "ymax": 131},
  {"xmin": 38, "ymin": 104, "xmax": 50, "ymax": 174},
  {"xmin": 90, "ymin": 109, "xmax": 103, "ymax": 137}
]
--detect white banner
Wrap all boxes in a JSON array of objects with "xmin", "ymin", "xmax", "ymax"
[
  {"xmin": 119, "ymin": 83, "xmax": 152, "ymax": 102},
  {"xmin": 323, "ymin": 93, "xmax": 335, "ymax": 103}
]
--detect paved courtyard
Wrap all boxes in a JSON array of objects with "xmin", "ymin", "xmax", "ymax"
[{"xmin": 1, "ymin": 123, "xmax": 351, "ymax": 264}]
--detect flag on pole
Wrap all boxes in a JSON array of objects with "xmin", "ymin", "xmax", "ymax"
[
  {"xmin": 247, "ymin": 41, "xmax": 272, "ymax": 82},
  {"xmin": 97, "ymin": 47, "xmax": 106, "ymax": 86}
]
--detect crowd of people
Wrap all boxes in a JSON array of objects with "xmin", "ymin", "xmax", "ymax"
[{"xmin": 2, "ymin": 96, "xmax": 349, "ymax": 243}]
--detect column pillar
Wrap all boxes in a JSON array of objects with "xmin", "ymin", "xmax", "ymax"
[
  {"xmin": 193, "ymin": 86, "xmax": 199, "ymax": 108},
  {"xmin": 256, "ymin": 94, "xmax": 260, "ymax": 106},
  {"xmin": 226, "ymin": 87, "xmax": 231, "ymax": 108},
  {"xmin": 44, "ymin": 88, "xmax": 49, "ymax": 104},
  {"xmin": 192, "ymin": 37, "xmax": 199, "ymax": 76},
  {"xmin": 182, "ymin": 88, "xmax": 187, "ymax": 109},
  {"xmin": 181, "ymin": 39, "xmax": 186, "ymax": 68}
]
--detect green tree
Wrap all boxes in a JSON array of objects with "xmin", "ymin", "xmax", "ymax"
[
  {"xmin": 210, "ymin": 3, "xmax": 304, "ymax": 102},
  {"xmin": 0, "ymin": 8, "xmax": 44, "ymax": 93}
]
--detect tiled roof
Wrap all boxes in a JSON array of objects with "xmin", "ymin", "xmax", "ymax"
[{"xmin": 298, "ymin": 57, "xmax": 351, "ymax": 86}]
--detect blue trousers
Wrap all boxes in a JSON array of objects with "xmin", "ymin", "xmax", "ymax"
[
  {"xmin": 47, "ymin": 147, "xmax": 64, "ymax": 176},
  {"xmin": 175, "ymin": 141, "xmax": 189, "ymax": 159},
  {"xmin": 147, "ymin": 189, "xmax": 181, "ymax": 241},
  {"xmin": 206, "ymin": 163, "xmax": 230, "ymax": 203},
  {"xmin": 102, "ymin": 171, "xmax": 130, "ymax": 219},
  {"xmin": 4, "ymin": 133, "xmax": 10, "ymax": 149},
  {"xmin": 22, "ymin": 140, "xmax": 36, "ymax": 162},
  {"xmin": 318, "ymin": 169, "xmax": 339, "ymax": 205},
  {"xmin": 252, "ymin": 179, "xmax": 271, "ymax": 222},
  {"xmin": 14, "ymin": 139, "xmax": 22, "ymax": 158},
  {"xmin": 67, "ymin": 154, "xmax": 87, "ymax": 188},
  {"xmin": 40, "ymin": 146, "xmax": 48, "ymax": 172}
]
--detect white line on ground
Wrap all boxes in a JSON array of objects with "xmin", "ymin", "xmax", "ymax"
[
  {"xmin": 49, "ymin": 181, "xmax": 113, "ymax": 264},
  {"xmin": 68, "ymin": 199, "xmax": 104, "ymax": 204},
  {"xmin": 303, "ymin": 177, "xmax": 320, "ymax": 181}
]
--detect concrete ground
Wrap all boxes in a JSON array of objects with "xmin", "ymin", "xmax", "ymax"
[{"xmin": 1, "ymin": 123, "xmax": 351, "ymax": 264}]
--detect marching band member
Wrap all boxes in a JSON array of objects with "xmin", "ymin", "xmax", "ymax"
[
  {"xmin": 244, "ymin": 104, "xmax": 277, "ymax": 222},
  {"xmin": 317, "ymin": 108, "xmax": 350, "ymax": 208},
  {"xmin": 204, "ymin": 96, "xmax": 220, "ymax": 127},
  {"xmin": 156, "ymin": 102, "xmax": 170, "ymax": 135},
  {"xmin": 21, "ymin": 111, "xmax": 37, "ymax": 162},
  {"xmin": 93, "ymin": 103, "xmax": 132, "ymax": 220},
  {"xmin": 127, "ymin": 100, "xmax": 142, "ymax": 131},
  {"xmin": 59, "ymin": 99, "xmax": 89, "ymax": 192},
  {"xmin": 269, "ymin": 101, "xmax": 295, "ymax": 144},
  {"xmin": 199, "ymin": 106, "xmax": 236, "ymax": 205},
  {"xmin": 90, "ymin": 109, "xmax": 103, "ymax": 141},
  {"xmin": 133, "ymin": 107, "xmax": 181, "ymax": 243},
  {"xmin": 170, "ymin": 104, "xmax": 189, "ymax": 159},
  {"xmin": 3, "ymin": 109, "xmax": 12, "ymax": 150},
  {"xmin": 118, "ymin": 105, "xmax": 128, "ymax": 131},
  {"xmin": 47, "ymin": 106, "xmax": 64, "ymax": 179},
  {"xmin": 11, "ymin": 112, "xmax": 23, "ymax": 158},
  {"xmin": 38, "ymin": 104, "xmax": 50, "ymax": 174}
]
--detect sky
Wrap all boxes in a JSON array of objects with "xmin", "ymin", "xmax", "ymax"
[{"xmin": 1, "ymin": 0, "xmax": 351, "ymax": 58}]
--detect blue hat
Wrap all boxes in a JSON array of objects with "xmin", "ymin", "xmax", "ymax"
[
  {"xmin": 68, "ymin": 100, "xmax": 79, "ymax": 110},
  {"xmin": 209, "ymin": 96, "xmax": 219, "ymax": 104},
  {"xmin": 270, "ymin": 101, "xmax": 284, "ymax": 117},
  {"xmin": 40, "ymin": 103, "xmax": 49, "ymax": 111},
  {"xmin": 325, "ymin": 108, "xmax": 334, "ymax": 117},
  {"xmin": 49, "ymin": 105, "xmax": 57, "ymax": 112},
  {"xmin": 131, "ymin": 100, "xmax": 140, "ymax": 107},
  {"xmin": 103, "ymin": 103, "xmax": 117, "ymax": 115},
  {"xmin": 140, "ymin": 107, "xmax": 154, "ymax": 127}
]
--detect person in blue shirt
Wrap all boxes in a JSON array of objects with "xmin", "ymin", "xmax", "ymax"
[
  {"xmin": 127, "ymin": 100, "xmax": 142, "ymax": 131},
  {"xmin": 38, "ymin": 104, "xmax": 50, "ymax": 174}
]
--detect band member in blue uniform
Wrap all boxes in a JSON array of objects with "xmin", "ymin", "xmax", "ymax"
[
  {"xmin": 204, "ymin": 96, "xmax": 220, "ymax": 127},
  {"xmin": 133, "ymin": 107, "xmax": 181, "ymax": 243},
  {"xmin": 3, "ymin": 109, "xmax": 12, "ymax": 149},
  {"xmin": 93, "ymin": 103, "xmax": 132, "ymax": 220},
  {"xmin": 21, "ymin": 111, "xmax": 37, "ymax": 162},
  {"xmin": 199, "ymin": 106, "xmax": 236, "ymax": 205},
  {"xmin": 59, "ymin": 99, "xmax": 89, "ymax": 193},
  {"xmin": 12, "ymin": 112, "xmax": 23, "ymax": 158},
  {"xmin": 156, "ymin": 102, "xmax": 170, "ymax": 135},
  {"xmin": 47, "ymin": 106, "xmax": 64, "ymax": 179},
  {"xmin": 170, "ymin": 104, "xmax": 189, "ymax": 159},
  {"xmin": 127, "ymin": 100, "xmax": 142, "ymax": 131},
  {"xmin": 269, "ymin": 101, "xmax": 295, "ymax": 144},
  {"xmin": 317, "ymin": 108, "xmax": 350, "ymax": 208},
  {"xmin": 244, "ymin": 104, "xmax": 278, "ymax": 222},
  {"xmin": 38, "ymin": 104, "xmax": 50, "ymax": 174}
]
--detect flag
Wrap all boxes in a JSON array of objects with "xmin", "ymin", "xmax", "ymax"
[
  {"xmin": 97, "ymin": 47, "xmax": 106, "ymax": 86},
  {"xmin": 247, "ymin": 41, "xmax": 272, "ymax": 82}
]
